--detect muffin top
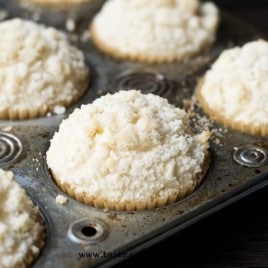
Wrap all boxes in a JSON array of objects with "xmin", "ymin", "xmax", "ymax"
[
  {"xmin": 0, "ymin": 169, "xmax": 45, "ymax": 268},
  {"xmin": 197, "ymin": 39, "xmax": 268, "ymax": 134},
  {"xmin": 0, "ymin": 18, "xmax": 89, "ymax": 119},
  {"xmin": 90, "ymin": 0, "xmax": 219, "ymax": 63},
  {"xmin": 47, "ymin": 90, "xmax": 210, "ymax": 207}
]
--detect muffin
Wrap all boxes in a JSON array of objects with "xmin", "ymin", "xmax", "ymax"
[
  {"xmin": 0, "ymin": 18, "xmax": 89, "ymax": 120},
  {"xmin": 0, "ymin": 169, "xmax": 45, "ymax": 268},
  {"xmin": 196, "ymin": 39, "xmax": 268, "ymax": 136},
  {"xmin": 46, "ymin": 90, "xmax": 210, "ymax": 211},
  {"xmin": 90, "ymin": 0, "xmax": 219, "ymax": 63}
]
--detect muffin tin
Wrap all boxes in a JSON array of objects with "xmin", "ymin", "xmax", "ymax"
[{"xmin": 0, "ymin": 1, "xmax": 268, "ymax": 267}]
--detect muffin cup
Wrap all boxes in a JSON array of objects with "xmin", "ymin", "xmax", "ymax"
[
  {"xmin": 196, "ymin": 78, "xmax": 268, "ymax": 136},
  {"xmin": 90, "ymin": 23, "xmax": 213, "ymax": 64},
  {"xmin": 51, "ymin": 154, "xmax": 210, "ymax": 211},
  {"xmin": 0, "ymin": 77, "xmax": 89, "ymax": 120}
]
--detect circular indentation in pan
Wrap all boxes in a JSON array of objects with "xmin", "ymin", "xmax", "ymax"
[
  {"xmin": 68, "ymin": 219, "xmax": 107, "ymax": 244},
  {"xmin": 233, "ymin": 145, "xmax": 268, "ymax": 167},
  {"xmin": 115, "ymin": 72, "xmax": 171, "ymax": 95},
  {"xmin": 0, "ymin": 132, "xmax": 23, "ymax": 163},
  {"xmin": 41, "ymin": 153, "xmax": 71, "ymax": 196}
]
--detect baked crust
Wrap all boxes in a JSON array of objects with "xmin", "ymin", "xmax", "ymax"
[
  {"xmin": 0, "ymin": 79, "xmax": 89, "ymax": 120},
  {"xmin": 90, "ymin": 22, "xmax": 214, "ymax": 64},
  {"xmin": 196, "ymin": 78, "xmax": 268, "ymax": 136},
  {"xmin": 50, "ymin": 153, "xmax": 210, "ymax": 211},
  {"xmin": 0, "ymin": 170, "xmax": 46, "ymax": 268},
  {"xmin": 47, "ymin": 90, "xmax": 211, "ymax": 211},
  {"xmin": 0, "ymin": 19, "xmax": 90, "ymax": 120}
]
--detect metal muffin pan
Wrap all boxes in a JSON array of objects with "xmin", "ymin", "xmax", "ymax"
[{"xmin": 0, "ymin": 1, "xmax": 268, "ymax": 267}]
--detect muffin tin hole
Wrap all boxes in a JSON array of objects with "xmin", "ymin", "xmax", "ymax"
[
  {"xmin": 233, "ymin": 145, "xmax": 268, "ymax": 168},
  {"xmin": 68, "ymin": 219, "xmax": 107, "ymax": 244},
  {"xmin": 115, "ymin": 72, "xmax": 171, "ymax": 96},
  {"xmin": 81, "ymin": 226, "xmax": 97, "ymax": 237},
  {"xmin": 0, "ymin": 132, "xmax": 23, "ymax": 163}
]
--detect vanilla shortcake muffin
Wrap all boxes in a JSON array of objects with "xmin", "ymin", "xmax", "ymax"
[
  {"xmin": 196, "ymin": 39, "xmax": 268, "ymax": 136},
  {"xmin": 47, "ymin": 90, "xmax": 210, "ymax": 211},
  {"xmin": 90, "ymin": 0, "xmax": 219, "ymax": 63},
  {"xmin": 0, "ymin": 18, "xmax": 89, "ymax": 119},
  {"xmin": 0, "ymin": 169, "xmax": 45, "ymax": 268}
]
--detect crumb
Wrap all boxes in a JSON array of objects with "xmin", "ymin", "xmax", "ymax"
[
  {"xmin": 56, "ymin": 194, "xmax": 68, "ymax": 205},
  {"xmin": 187, "ymin": 95, "xmax": 228, "ymax": 144},
  {"xmin": 2, "ymin": 126, "xmax": 12, "ymax": 132},
  {"xmin": 200, "ymin": 130, "xmax": 211, "ymax": 142},
  {"xmin": 53, "ymin": 105, "xmax": 66, "ymax": 115},
  {"xmin": 183, "ymin": 99, "xmax": 192, "ymax": 111},
  {"xmin": 214, "ymin": 138, "xmax": 221, "ymax": 145},
  {"xmin": 66, "ymin": 18, "xmax": 76, "ymax": 32}
]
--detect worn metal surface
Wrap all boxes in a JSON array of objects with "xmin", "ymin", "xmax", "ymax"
[{"xmin": 0, "ymin": 1, "xmax": 267, "ymax": 267}]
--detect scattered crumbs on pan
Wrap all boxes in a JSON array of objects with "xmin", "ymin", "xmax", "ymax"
[
  {"xmin": 1, "ymin": 126, "xmax": 13, "ymax": 132},
  {"xmin": 65, "ymin": 18, "xmax": 76, "ymax": 32},
  {"xmin": 53, "ymin": 105, "xmax": 66, "ymax": 115},
  {"xmin": 184, "ymin": 96, "xmax": 228, "ymax": 147},
  {"xmin": 182, "ymin": 98, "xmax": 192, "ymax": 111},
  {"xmin": 103, "ymin": 208, "xmax": 109, "ymax": 213},
  {"xmin": 32, "ymin": 156, "xmax": 41, "ymax": 171},
  {"xmin": 56, "ymin": 194, "xmax": 68, "ymax": 205}
]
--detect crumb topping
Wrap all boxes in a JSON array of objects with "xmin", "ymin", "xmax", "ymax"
[
  {"xmin": 0, "ymin": 18, "xmax": 89, "ymax": 118},
  {"xmin": 0, "ymin": 169, "xmax": 44, "ymax": 268},
  {"xmin": 91, "ymin": 0, "xmax": 219, "ymax": 62},
  {"xmin": 199, "ymin": 39, "xmax": 268, "ymax": 126},
  {"xmin": 47, "ymin": 90, "xmax": 210, "ymax": 203}
]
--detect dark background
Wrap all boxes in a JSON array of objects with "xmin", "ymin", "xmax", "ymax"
[
  {"xmin": 116, "ymin": 1, "xmax": 268, "ymax": 267},
  {"xmin": 214, "ymin": 0, "xmax": 268, "ymax": 33}
]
